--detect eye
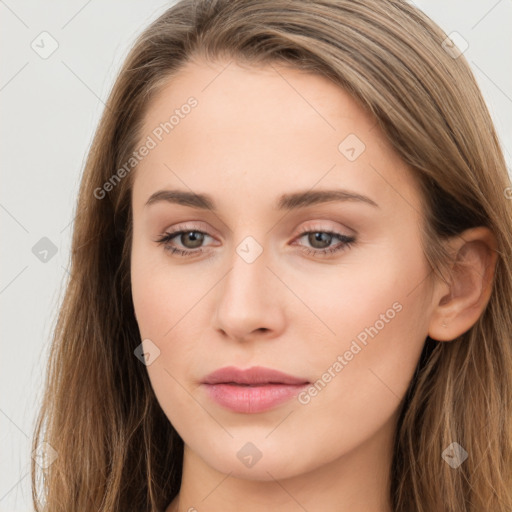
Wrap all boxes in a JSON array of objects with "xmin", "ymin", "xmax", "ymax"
[
  {"xmin": 154, "ymin": 223, "xmax": 356, "ymax": 258},
  {"xmin": 154, "ymin": 223, "xmax": 213, "ymax": 257},
  {"xmin": 293, "ymin": 227, "xmax": 356, "ymax": 257}
]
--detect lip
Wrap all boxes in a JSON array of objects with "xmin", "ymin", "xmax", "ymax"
[
  {"xmin": 201, "ymin": 366, "xmax": 310, "ymax": 414},
  {"xmin": 202, "ymin": 366, "xmax": 309, "ymax": 386}
]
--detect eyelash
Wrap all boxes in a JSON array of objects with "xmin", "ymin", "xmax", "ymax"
[{"xmin": 154, "ymin": 224, "xmax": 356, "ymax": 259}]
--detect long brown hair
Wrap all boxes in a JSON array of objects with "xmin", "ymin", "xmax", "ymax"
[{"xmin": 31, "ymin": 1, "xmax": 512, "ymax": 510}]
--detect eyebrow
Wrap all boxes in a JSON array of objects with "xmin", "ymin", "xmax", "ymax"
[{"xmin": 144, "ymin": 188, "xmax": 379, "ymax": 210}]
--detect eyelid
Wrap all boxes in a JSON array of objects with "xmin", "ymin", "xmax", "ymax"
[
  {"xmin": 294, "ymin": 220, "xmax": 354, "ymax": 237},
  {"xmin": 162, "ymin": 220, "xmax": 215, "ymax": 237}
]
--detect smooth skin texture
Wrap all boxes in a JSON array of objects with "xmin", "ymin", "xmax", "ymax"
[{"xmin": 129, "ymin": 58, "xmax": 497, "ymax": 512}]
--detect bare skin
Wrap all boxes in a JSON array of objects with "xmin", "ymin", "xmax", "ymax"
[{"xmin": 129, "ymin": 57, "xmax": 497, "ymax": 512}]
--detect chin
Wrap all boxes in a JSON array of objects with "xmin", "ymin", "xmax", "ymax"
[{"xmin": 191, "ymin": 435, "xmax": 320, "ymax": 482}]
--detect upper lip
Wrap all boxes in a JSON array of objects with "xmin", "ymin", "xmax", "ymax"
[{"xmin": 202, "ymin": 366, "xmax": 310, "ymax": 385}]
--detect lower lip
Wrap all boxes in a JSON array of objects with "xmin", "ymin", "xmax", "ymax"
[{"xmin": 202, "ymin": 383, "xmax": 309, "ymax": 413}]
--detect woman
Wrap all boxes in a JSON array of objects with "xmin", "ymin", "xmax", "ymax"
[{"xmin": 31, "ymin": 0, "xmax": 512, "ymax": 510}]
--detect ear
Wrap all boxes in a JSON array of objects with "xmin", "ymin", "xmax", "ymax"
[{"xmin": 428, "ymin": 227, "xmax": 498, "ymax": 342}]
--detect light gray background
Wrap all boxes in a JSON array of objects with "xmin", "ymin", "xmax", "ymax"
[{"xmin": 1, "ymin": 1, "xmax": 511, "ymax": 510}]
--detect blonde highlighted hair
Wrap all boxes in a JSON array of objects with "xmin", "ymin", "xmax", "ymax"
[{"xmin": 32, "ymin": 0, "xmax": 512, "ymax": 510}]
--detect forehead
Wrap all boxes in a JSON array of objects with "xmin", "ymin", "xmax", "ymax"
[
  {"xmin": 132, "ymin": 58, "xmax": 422, "ymax": 218},
  {"xmin": 140, "ymin": 57, "xmax": 378, "ymax": 145}
]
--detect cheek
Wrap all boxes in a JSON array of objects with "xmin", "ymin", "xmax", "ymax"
[
  {"xmin": 297, "ymin": 245, "xmax": 431, "ymax": 439},
  {"xmin": 130, "ymin": 243, "xmax": 209, "ymax": 383},
  {"xmin": 289, "ymin": 237, "xmax": 429, "ymax": 351},
  {"xmin": 131, "ymin": 251, "xmax": 206, "ymax": 431},
  {"xmin": 130, "ymin": 239, "xmax": 185, "ymax": 339}
]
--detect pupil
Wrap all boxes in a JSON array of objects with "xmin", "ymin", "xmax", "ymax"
[
  {"xmin": 183, "ymin": 231, "xmax": 204, "ymax": 248},
  {"xmin": 310, "ymin": 232, "xmax": 331, "ymax": 249}
]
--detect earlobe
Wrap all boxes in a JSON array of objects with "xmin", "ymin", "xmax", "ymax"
[{"xmin": 428, "ymin": 227, "xmax": 498, "ymax": 342}]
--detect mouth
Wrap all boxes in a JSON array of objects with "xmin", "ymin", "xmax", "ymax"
[{"xmin": 201, "ymin": 366, "xmax": 310, "ymax": 413}]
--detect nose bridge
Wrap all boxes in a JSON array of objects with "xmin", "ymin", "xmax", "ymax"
[
  {"xmin": 213, "ymin": 232, "xmax": 283, "ymax": 338},
  {"xmin": 223, "ymin": 234, "xmax": 271, "ymax": 307}
]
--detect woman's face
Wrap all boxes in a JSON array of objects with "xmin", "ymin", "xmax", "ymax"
[{"xmin": 130, "ymin": 58, "xmax": 436, "ymax": 480}]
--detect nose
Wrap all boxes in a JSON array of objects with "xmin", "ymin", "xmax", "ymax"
[{"xmin": 213, "ymin": 238, "xmax": 286, "ymax": 342}]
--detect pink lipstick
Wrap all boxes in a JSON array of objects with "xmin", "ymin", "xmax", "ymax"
[{"xmin": 201, "ymin": 366, "xmax": 310, "ymax": 413}]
